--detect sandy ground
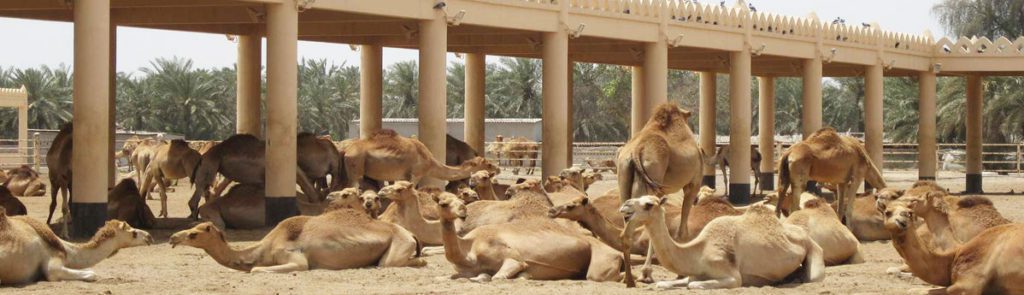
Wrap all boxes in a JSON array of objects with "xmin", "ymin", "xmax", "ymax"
[{"xmin": 5, "ymin": 170, "xmax": 1024, "ymax": 294}]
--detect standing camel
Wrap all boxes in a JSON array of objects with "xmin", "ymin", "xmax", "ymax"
[
  {"xmin": 776, "ymin": 128, "xmax": 886, "ymax": 227},
  {"xmin": 502, "ymin": 137, "xmax": 539, "ymax": 175},
  {"xmin": 342, "ymin": 129, "xmax": 498, "ymax": 189},
  {"xmin": 712, "ymin": 145, "xmax": 764, "ymax": 196},
  {"xmin": 297, "ymin": 132, "xmax": 345, "ymax": 196},
  {"xmin": 46, "ymin": 123, "xmax": 72, "ymax": 238},
  {"xmin": 614, "ymin": 103, "xmax": 704, "ymax": 286},
  {"xmin": 140, "ymin": 139, "xmax": 202, "ymax": 218}
]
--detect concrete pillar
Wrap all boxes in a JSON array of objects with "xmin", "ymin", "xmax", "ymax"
[
  {"xmin": 464, "ymin": 53, "xmax": 486, "ymax": 154},
  {"xmin": 418, "ymin": 16, "xmax": 448, "ymax": 187},
  {"xmin": 236, "ymin": 34, "xmax": 262, "ymax": 137},
  {"xmin": 728, "ymin": 51, "xmax": 752, "ymax": 203},
  {"xmin": 918, "ymin": 71, "xmax": 937, "ymax": 180},
  {"xmin": 864, "ymin": 64, "xmax": 885, "ymax": 191},
  {"xmin": 360, "ymin": 44, "xmax": 383, "ymax": 139},
  {"xmin": 966, "ymin": 75, "xmax": 984, "ymax": 193},
  {"xmin": 630, "ymin": 67, "xmax": 646, "ymax": 136},
  {"xmin": 541, "ymin": 31, "xmax": 569, "ymax": 177},
  {"xmin": 566, "ymin": 60, "xmax": 575, "ymax": 167},
  {"xmin": 801, "ymin": 58, "xmax": 823, "ymax": 138},
  {"xmin": 17, "ymin": 105, "xmax": 27, "ymax": 165},
  {"xmin": 644, "ymin": 41, "xmax": 668, "ymax": 113},
  {"xmin": 71, "ymin": 0, "xmax": 111, "ymax": 238},
  {"xmin": 757, "ymin": 76, "xmax": 775, "ymax": 191},
  {"xmin": 264, "ymin": 1, "xmax": 299, "ymax": 225},
  {"xmin": 108, "ymin": 25, "xmax": 116, "ymax": 189},
  {"xmin": 699, "ymin": 71, "xmax": 717, "ymax": 188}
]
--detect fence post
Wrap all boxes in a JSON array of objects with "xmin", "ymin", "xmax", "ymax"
[
  {"xmin": 33, "ymin": 132, "xmax": 41, "ymax": 172},
  {"xmin": 1017, "ymin": 143, "xmax": 1022, "ymax": 174}
]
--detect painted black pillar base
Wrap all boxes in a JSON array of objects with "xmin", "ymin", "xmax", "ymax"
[
  {"xmin": 729, "ymin": 183, "xmax": 751, "ymax": 205},
  {"xmin": 70, "ymin": 202, "xmax": 107, "ymax": 240},
  {"xmin": 918, "ymin": 176, "xmax": 936, "ymax": 181},
  {"xmin": 966, "ymin": 174, "xmax": 983, "ymax": 194},
  {"xmin": 758, "ymin": 172, "xmax": 775, "ymax": 191},
  {"xmin": 702, "ymin": 175, "xmax": 716, "ymax": 189},
  {"xmin": 265, "ymin": 197, "xmax": 298, "ymax": 227}
]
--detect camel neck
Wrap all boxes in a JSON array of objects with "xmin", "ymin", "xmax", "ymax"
[
  {"xmin": 202, "ymin": 239, "xmax": 261, "ymax": 272},
  {"xmin": 439, "ymin": 218, "xmax": 472, "ymax": 267},
  {"xmin": 475, "ymin": 183, "xmax": 497, "ymax": 201},
  {"xmin": 644, "ymin": 209, "xmax": 701, "ymax": 276},
  {"xmin": 892, "ymin": 225, "xmax": 955, "ymax": 286},
  {"xmin": 920, "ymin": 209, "xmax": 961, "ymax": 250},
  {"xmin": 428, "ymin": 162, "xmax": 474, "ymax": 181},
  {"xmin": 579, "ymin": 207, "xmax": 624, "ymax": 247},
  {"xmin": 63, "ymin": 239, "xmax": 122, "ymax": 269},
  {"xmin": 397, "ymin": 195, "xmax": 436, "ymax": 225}
]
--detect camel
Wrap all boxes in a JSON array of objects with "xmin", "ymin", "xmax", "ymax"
[
  {"xmin": 459, "ymin": 179, "xmax": 553, "ymax": 234},
  {"xmin": 585, "ymin": 158, "xmax": 617, "ymax": 173},
  {"xmin": 468, "ymin": 171, "xmax": 500, "ymax": 201},
  {"xmin": 129, "ymin": 137, "xmax": 165, "ymax": 186},
  {"xmin": 502, "ymin": 136, "xmax": 539, "ymax": 175},
  {"xmin": 712, "ymin": 145, "xmax": 764, "ymax": 196},
  {"xmin": 297, "ymin": 132, "xmax": 345, "ymax": 196},
  {"xmin": 45, "ymin": 123, "xmax": 72, "ymax": 238},
  {"xmin": 878, "ymin": 199, "xmax": 1024, "ymax": 294},
  {"xmin": 170, "ymin": 208, "xmax": 427, "ymax": 272},
  {"xmin": 543, "ymin": 176, "xmax": 587, "ymax": 206},
  {"xmin": 558, "ymin": 167, "xmax": 586, "ymax": 191},
  {"xmin": 446, "ymin": 134, "xmax": 479, "ymax": 166},
  {"xmin": 620, "ymin": 196, "xmax": 825, "ymax": 289},
  {"xmin": 343, "ymin": 129, "xmax": 498, "ymax": 189},
  {"xmin": 3, "ymin": 165, "xmax": 46, "ymax": 197},
  {"xmin": 434, "ymin": 192, "xmax": 623, "ymax": 282},
  {"xmin": 139, "ymin": 140, "xmax": 201, "ymax": 218},
  {"xmin": 901, "ymin": 189, "xmax": 1010, "ymax": 250},
  {"xmin": 0, "ymin": 186, "xmax": 27, "ymax": 216},
  {"xmin": 785, "ymin": 193, "xmax": 864, "ymax": 266},
  {"xmin": 188, "ymin": 134, "xmax": 322, "ymax": 219},
  {"xmin": 0, "ymin": 215, "xmax": 152, "ymax": 285},
  {"xmin": 776, "ymin": 128, "xmax": 886, "ymax": 227},
  {"xmin": 0, "ymin": 169, "xmax": 7, "ymax": 184},
  {"xmin": 107, "ymin": 179, "xmax": 156, "ymax": 229},
  {"xmin": 197, "ymin": 184, "xmax": 328, "ymax": 230},
  {"xmin": 323, "ymin": 188, "xmax": 381, "ymax": 217},
  {"xmin": 581, "ymin": 169, "xmax": 603, "ymax": 192},
  {"xmin": 377, "ymin": 181, "xmax": 445, "ymax": 246}
]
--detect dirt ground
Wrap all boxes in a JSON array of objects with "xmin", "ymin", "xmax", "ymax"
[{"xmin": 5, "ymin": 170, "xmax": 1024, "ymax": 294}]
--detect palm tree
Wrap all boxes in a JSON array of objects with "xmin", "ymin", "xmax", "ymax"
[
  {"xmin": 141, "ymin": 57, "xmax": 229, "ymax": 139},
  {"xmin": 297, "ymin": 58, "xmax": 358, "ymax": 139},
  {"xmin": 383, "ymin": 60, "xmax": 418, "ymax": 118},
  {"xmin": 490, "ymin": 57, "xmax": 541, "ymax": 118},
  {"xmin": 446, "ymin": 61, "xmax": 466, "ymax": 118},
  {"xmin": 10, "ymin": 65, "xmax": 74, "ymax": 130}
]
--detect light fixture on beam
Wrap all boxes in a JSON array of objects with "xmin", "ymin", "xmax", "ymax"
[
  {"xmin": 349, "ymin": 44, "xmax": 359, "ymax": 52},
  {"xmin": 932, "ymin": 63, "xmax": 942, "ymax": 74},
  {"xmin": 569, "ymin": 23, "xmax": 586, "ymax": 39},
  {"xmin": 750, "ymin": 43, "xmax": 767, "ymax": 56},
  {"xmin": 883, "ymin": 59, "xmax": 896, "ymax": 70},
  {"xmin": 823, "ymin": 48, "xmax": 837, "ymax": 63},
  {"xmin": 669, "ymin": 34, "xmax": 685, "ymax": 47},
  {"xmin": 296, "ymin": 0, "xmax": 316, "ymax": 12},
  {"xmin": 447, "ymin": 10, "xmax": 467, "ymax": 26},
  {"xmin": 225, "ymin": 35, "xmax": 238, "ymax": 43}
]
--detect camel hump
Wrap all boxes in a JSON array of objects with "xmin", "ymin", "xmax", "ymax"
[
  {"xmin": 12, "ymin": 216, "xmax": 67, "ymax": 254},
  {"xmin": 802, "ymin": 198, "xmax": 828, "ymax": 209},
  {"xmin": 372, "ymin": 129, "xmax": 399, "ymax": 138},
  {"xmin": 957, "ymin": 196, "xmax": 994, "ymax": 208},
  {"xmin": 113, "ymin": 178, "xmax": 142, "ymax": 196}
]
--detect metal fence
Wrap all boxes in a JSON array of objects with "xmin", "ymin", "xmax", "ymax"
[{"xmin": 0, "ymin": 135, "xmax": 44, "ymax": 172}]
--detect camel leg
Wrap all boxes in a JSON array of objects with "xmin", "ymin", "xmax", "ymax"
[
  {"xmin": 156, "ymin": 175, "xmax": 171, "ymax": 218},
  {"xmin": 59, "ymin": 186, "xmax": 70, "ymax": 239},
  {"xmin": 210, "ymin": 179, "xmax": 231, "ymax": 199},
  {"xmin": 752, "ymin": 165, "xmax": 761, "ymax": 196},
  {"xmin": 250, "ymin": 253, "xmax": 309, "ymax": 273},
  {"xmin": 638, "ymin": 244, "xmax": 655, "ymax": 284},
  {"xmin": 687, "ymin": 276, "xmax": 741, "ymax": 290},
  {"xmin": 720, "ymin": 162, "xmax": 729, "ymax": 196},
  {"xmin": 296, "ymin": 170, "xmax": 320, "ymax": 202},
  {"xmin": 492, "ymin": 258, "xmax": 527, "ymax": 280},
  {"xmin": 45, "ymin": 259, "xmax": 97, "ymax": 282},
  {"xmin": 676, "ymin": 184, "xmax": 699, "ymax": 241},
  {"xmin": 653, "ymin": 277, "xmax": 691, "ymax": 289},
  {"xmin": 468, "ymin": 273, "xmax": 493, "ymax": 283},
  {"xmin": 46, "ymin": 178, "xmax": 59, "ymax": 224},
  {"xmin": 379, "ymin": 233, "xmax": 426, "ymax": 268}
]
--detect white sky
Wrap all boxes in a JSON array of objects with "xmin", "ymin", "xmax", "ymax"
[{"xmin": 0, "ymin": 0, "xmax": 946, "ymax": 73}]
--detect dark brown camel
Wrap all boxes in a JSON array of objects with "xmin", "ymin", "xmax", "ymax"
[
  {"xmin": 445, "ymin": 134, "xmax": 481, "ymax": 192},
  {"xmin": 298, "ymin": 132, "xmax": 345, "ymax": 197},
  {"xmin": 107, "ymin": 178, "xmax": 156, "ymax": 229},
  {"xmin": 46, "ymin": 123, "xmax": 73, "ymax": 238},
  {"xmin": 0, "ymin": 185, "xmax": 28, "ymax": 216}
]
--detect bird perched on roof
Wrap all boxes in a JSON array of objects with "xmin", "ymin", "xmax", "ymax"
[
  {"xmin": 832, "ymin": 17, "xmax": 846, "ymax": 25},
  {"xmin": 748, "ymin": 3, "xmax": 756, "ymax": 12},
  {"xmin": 720, "ymin": 1, "xmax": 726, "ymax": 8},
  {"xmin": 862, "ymin": 22, "xmax": 871, "ymax": 28}
]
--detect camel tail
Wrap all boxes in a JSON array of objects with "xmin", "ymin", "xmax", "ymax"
[
  {"xmin": 630, "ymin": 146, "xmax": 665, "ymax": 196},
  {"xmin": 776, "ymin": 152, "xmax": 792, "ymax": 216},
  {"xmin": 413, "ymin": 235, "xmax": 423, "ymax": 258},
  {"xmin": 800, "ymin": 236, "xmax": 826, "ymax": 283},
  {"xmin": 861, "ymin": 147, "xmax": 887, "ymax": 189},
  {"xmin": 190, "ymin": 156, "xmax": 203, "ymax": 185}
]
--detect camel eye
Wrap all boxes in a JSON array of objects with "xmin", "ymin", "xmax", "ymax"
[
  {"xmin": 439, "ymin": 203, "xmax": 449, "ymax": 208},
  {"xmin": 132, "ymin": 232, "xmax": 138, "ymax": 238},
  {"xmin": 188, "ymin": 232, "xmax": 198, "ymax": 239}
]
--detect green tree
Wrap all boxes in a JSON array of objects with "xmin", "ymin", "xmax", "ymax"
[{"xmin": 383, "ymin": 60, "xmax": 418, "ymax": 118}]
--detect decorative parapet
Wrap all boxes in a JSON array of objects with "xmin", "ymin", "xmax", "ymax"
[
  {"xmin": 0, "ymin": 86, "xmax": 28, "ymax": 108},
  {"xmin": 935, "ymin": 36, "xmax": 1024, "ymax": 56}
]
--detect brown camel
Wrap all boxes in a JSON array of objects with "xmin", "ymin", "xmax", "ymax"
[
  {"xmin": 3, "ymin": 165, "xmax": 46, "ymax": 197},
  {"xmin": 0, "ymin": 215, "xmax": 152, "ymax": 285},
  {"xmin": 197, "ymin": 184, "xmax": 328, "ymax": 230},
  {"xmin": 140, "ymin": 140, "xmax": 202, "ymax": 218},
  {"xmin": 297, "ymin": 132, "xmax": 345, "ymax": 196},
  {"xmin": 129, "ymin": 137, "xmax": 165, "ymax": 186},
  {"xmin": 786, "ymin": 193, "xmax": 864, "ymax": 265},
  {"xmin": 446, "ymin": 134, "xmax": 479, "ymax": 166},
  {"xmin": 776, "ymin": 128, "xmax": 886, "ymax": 227},
  {"xmin": 459, "ymin": 179, "xmax": 553, "ymax": 235},
  {"xmin": 188, "ymin": 134, "xmax": 322, "ymax": 219},
  {"xmin": 581, "ymin": 169, "xmax": 603, "ymax": 192},
  {"xmin": 879, "ymin": 199, "xmax": 1024, "ymax": 294},
  {"xmin": 901, "ymin": 188, "xmax": 1010, "ymax": 250},
  {"xmin": 502, "ymin": 136, "xmax": 540, "ymax": 175},
  {"xmin": 342, "ymin": 129, "xmax": 498, "ymax": 188},
  {"xmin": 615, "ymin": 103, "xmax": 704, "ymax": 286},
  {"xmin": 0, "ymin": 186, "xmax": 27, "ymax": 216},
  {"xmin": 712, "ymin": 145, "xmax": 764, "ymax": 196},
  {"xmin": 585, "ymin": 158, "xmax": 617, "ymax": 173},
  {"xmin": 170, "ymin": 209, "xmax": 427, "ymax": 272},
  {"xmin": 45, "ymin": 123, "xmax": 72, "ymax": 238},
  {"xmin": 434, "ymin": 192, "xmax": 623, "ymax": 282},
  {"xmin": 107, "ymin": 179, "xmax": 156, "ymax": 229}
]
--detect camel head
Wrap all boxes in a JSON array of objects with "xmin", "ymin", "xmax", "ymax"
[
  {"xmin": 544, "ymin": 176, "xmax": 570, "ymax": 192},
  {"xmin": 581, "ymin": 170, "xmax": 602, "ymax": 188},
  {"xmin": 547, "ymin": 196, "xmax": 590, "ymax": 219},
  {"xmin": 433, "ymin": 192, "xmax": 467, "ymax": 221},
  {"xmin": 326, "ymin": 188, "xmax": 364, "ymax": 211},
  {"xmin": 454, "ymin": 186, "xmax": 480, "ymax": 204},
  {"xmin": 359, "ymin": 190, "xmax": 382, "ymax": 215},
  {"xmin": 170, "ymin": 222, "xmax": 226, "ymax": 249},
  {"xmin": 94, "ymin": 220, "xmax": 153, "ymax": 249},
  {"xmin": 695, "ymin": 186, "xmax": 718, "ymax": 202},
  {"xmin": 379, "ymin": 181, "xmax": 417, "ymax": 202},
  {"xmin": 875, "ymin": 188, "xmax": 905, "ymax": 208},
  {"xmin": 468, "ymin": 170, "xmax": 494, "ymax": 189},
  {"xmin": 505, "ymin": 179, "xmax": 544, "ymax": 199},
  {"xmin": 9, "ymin": 165, "xmax": 40, "ymax": 179},
  {"xmin": 878, "ymin": 199, "xmax": 918, "ymax": 233},
  {"xmin": 649, "ymin": 103, "xmax": 693, "ymax": 130},
  {"xmin": 558, "ymin": 167, "xmax": 584, "ymax": 188},
  {"xmin": 461, "ymin": 157, "xmax": 500, "ymax": 175},
  {"xmin": 619, "ymin": 195, "xmax": 667, "ymax": 228}
]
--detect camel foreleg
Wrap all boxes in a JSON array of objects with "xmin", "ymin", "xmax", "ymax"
[
  {"xmin": 45, "ymin": 259, "xmax": 97, "ymax": 282},
  {"xmin": 638, "ymin": 244, "xmax": 655, "ymax": 284},
  {"xmin": 379, "ymin": 231, "xmax": 427, "ymax": 268},
  {"xmin": 653, "ymin": 277, "xmax": 691, "ymax": 289},
  {"xmin": 250, "ymin": 252, "xmax": 309, "ymax": 273},
  {"xmin": 492, "ymin": 258, "xmax": 528, "ymax": 280}
]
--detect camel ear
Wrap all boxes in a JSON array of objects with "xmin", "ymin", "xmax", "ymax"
[
  {"xmin": 580, "ymin": 197, "xmax": 590, "ymax": 206},
  {"xmin": 431, "ymin": 194, "xmax": 441, "ymax": 203},
  {"xmin": 679, "ymin": 108, "xmax": 692, "ymax": 119},
  {"xmin": 659, "ymin": 197, "xmax": 668, "ymax": 205},
  {"xmin": 876, "ymin": 200, "xmax": 887, "ymax": 213}
]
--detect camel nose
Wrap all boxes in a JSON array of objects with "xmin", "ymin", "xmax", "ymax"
[{"xmin": 546, "ymin": 208, "xmax": 559, "ymax": 218}]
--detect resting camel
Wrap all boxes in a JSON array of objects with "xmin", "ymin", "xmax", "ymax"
[
  {"xmin": 502, "ymin": 136, "xmax": 539, "ymax": 175},
  {"xmin": 0, "ymin": 215, "xmax": 152, "ymax": 285},
  {"xmin": 170, "ymin": 208, "xmax": 427, "ymax": 272},
  {"xmin": 712, "ymin": 145, "xmax": 764, "ymax": 196},
  {"xmin": 323, "ymin": 188, "xmax": 381, "ymax": 217},
  {"xmin": 468, "ymin": 171, "xmax": 500, "ymax": 201},
  {"xmin": 879, "ymin": 199, "xmax": 1024, "ymax": 294},
  {"xmin": 140, "ymin": 140, "xmax": 201, "ymax": 218},
  {"xmin": 446, "ymin": 134, "xmax": 479, "ymax": 166},
  {"xmin": 459, "ymin": 179, "xmax": 552, "ymax": 234},
  {"xmin": 581, "ymin": 169, "xmax": 603, "ymax": 192},
  {"xmin": 0, "ymin": 186, "xmax": 27, "ymax": 216},
  {"xmin": 777, "ymin": 128, "xmax": 886, "ymax": 227},
  {"xmin": 4, "ymin": 165, "xmax": 46, "ymax": 197},
  {"xmin": 615, "ymin": 103, "xmax": 704, "ymax": 286},
  {"xmin": 785, "ymin": 193, "xmax": 864, "ymax": 265},
  {"xmin": 343, "ymin": 129, "xmax": 498, "ymax": 188},
  {"xmin": 45, "ymin": 123, "xmax": 72, "ymax": 238},
  {"xmin": 107, "ymin": 179, "xmax": 156, "ymax": 229},
  {"xmin": 297, "ymin": 132, "xmax": 345, "ymax": 196},
  {"xmin": 900, "ymin": 182, "xmax": 1010, "ymax": 247},
  {"xmin": 188, "ymin": 134, "xmax": 322, "ymax": 219},
  {"xmin": 378, "ymin": 181, "xmax": 445, "ymax": 246},
  {"xmin": 197, "ymin": 184, "xmax": 328, "ymax": 230},
  {"xmin": 434, "ymin": 192, "xmax": 623, "ymax": 282},
  {"xmin": 620, "ymin": 196, "xmax": 825, "ymax": 289}
]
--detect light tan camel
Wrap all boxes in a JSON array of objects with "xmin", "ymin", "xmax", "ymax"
[
  {"xmin": 620, "ymin": 196, "xmax": 825, "ymax": 289},
  {"xmin": 0, "ymin": 215, "xmax": 152, "ymax": 285},
  {"xmin": 129, "ymin": 137, "xmax": 165, "ymax": 186},
  {"xmin": 502, "ymin": 136, "xmax": 540, "ymax": 175},
  {"xmin": 468, "ymin": 171, "xmax": 499, "ymax": 201},
  {"xmin": 785, "ymin": 193, "xmax": 864, "ymax": 266},
  {"xmin": 776, "ymin": 128, "xmax": 886, "ymax": 226},
  {"xmin": 879, "ymin": 199, "xmax": 1024, "ymax": 294},
  {"xmin": 45, "ymin": 123, "xmax": 72, "ymax": 238},
  {"xmin": 585, "ymin": 158, "xmax": 617, "ymax": 173},
  {"xmin": 323, "ymin": 188, "xmax": 381, "ymax": 217},
  {"xmin": 899, "ymin": 182, "xmax": 1011, "ymax": 247},
  {"xmin": 197, "ymin": 184, "xmax": 328, "ymax": 230},
  {"xmin": 558, "ymin": 167, "xmax": 586, "ymax": 191},
  {"xmin": 581, "ymin": 169, "xmax": 603, "ymax": 192},
  {"xmin": 343, "ymin": 129, "xmax": 498, "ymax": 188},
  {"xmin": 434, "ymin": 192, "xmax": 623, "ymax": 282},
  {"xmin": 107, "ymin": 179, "xmax": 156, "ymax": 229},
  {"xmin": 543, "ymin": 176, "xmax": 588, "ymax": 206},
  {"xmin": 377, "ymin": 181, "xmax": 444, "ymax": 246},
  {"xmin": 4, "ymin": 165, "xmax": 46, "ymax": 197},
  {"xmin": 170, "ymin": 208, "xmax": 427, "ymax": 272},
  {"xmin": 712, "ymin": 145, "xmax": 764, "ymax": 196},
  {"xmin": 141, "ymin": 140, "xmax": 202, "ymax": 218},
  {"xmin": 459, "ymin": 179, "xmax": 552, "ymax": 235},
  {"xmin": 0, "ymin": 186, "xmax": 27, "ymax": 216}
]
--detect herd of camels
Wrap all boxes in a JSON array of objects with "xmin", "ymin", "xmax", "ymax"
[{"xmin": 1, "ymin": 102, "xmax": 1023, "ymax": 294}]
